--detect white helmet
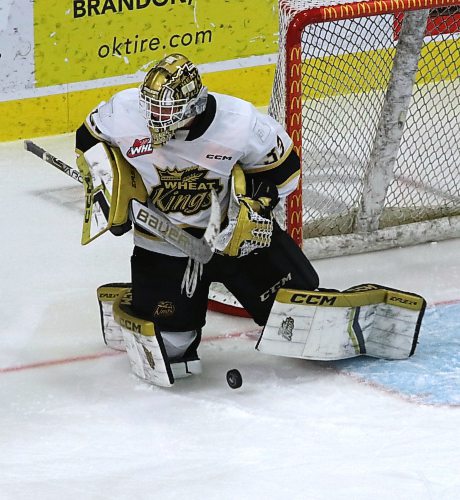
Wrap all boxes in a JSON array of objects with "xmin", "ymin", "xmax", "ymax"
[{"xmin": 139, "ymin": 53, "xmax": 208, "ymax": 147}]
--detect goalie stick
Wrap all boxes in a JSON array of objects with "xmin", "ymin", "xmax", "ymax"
[
  {"xmin": 24, "ymin": 140, "xmax": 83, "ymax": 183},
  {"xmin": 24, "ymin": 140, "xmax": 220, "ymax": 263}
]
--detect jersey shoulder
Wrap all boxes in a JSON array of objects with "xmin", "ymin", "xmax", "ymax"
[
  {"xmin": 212, "ymin": 92, "xmax": 255, "ymax": 117},
  {"xmin": 92, "ymin": 88, "xmax": 147, "ymax": 140},
  {"xmin": 210, "ymin": 92, "xmax": 291, "ymax": 162},
  {"xmin": 211, "ymin": 92, "xmax": 258, "ymax": 131},
  {"xmin": 207, "ymin": 93, "xmax": 260, "ymax": 146},
  {"xmin": 212, "ymin": 92, "xmax": 287, "ymax": 141}
]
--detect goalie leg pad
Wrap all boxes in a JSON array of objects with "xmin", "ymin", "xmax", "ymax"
[
  {"xmin": 113, "ymin": 289, "xmax": 174, "ymax": 387},
  {"xmin": 97, "ymin": 283, "xmax": 132, "ymax": 351},
  {"xmin": 256, "ymin": 284, "xmax": 426, "ymax": 360},
  {"xmin": 161, "ymin": 330, "xmax": 203, "ymax": 379},
  {"xmin": 113, "ymin": 290, "xmax": 202, "ymax": 387}
]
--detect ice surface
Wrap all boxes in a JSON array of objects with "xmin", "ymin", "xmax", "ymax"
[
  {"xmin": 329, "ymin": 303, "xmax": 460, "ymax": 405},
  {"xmin": 0, "ymin": 135, "xmax": 459, "ymax": 500}
]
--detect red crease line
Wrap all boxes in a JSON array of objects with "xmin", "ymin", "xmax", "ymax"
[
  {"xmin": 0, "ymin": 329, "xmax": 261, "ymax": 375},
  {"xmin": 0, "ymin": 350, "xmax": 122, "ymax": 374}
]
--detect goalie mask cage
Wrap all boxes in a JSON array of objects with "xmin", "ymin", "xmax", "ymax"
[{"xmin": 270, "ymin": 0, "xmax": 460, "ymax": 258}]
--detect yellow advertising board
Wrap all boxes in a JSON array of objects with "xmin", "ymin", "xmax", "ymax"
[
  {"xmin": 34, "ymin": 0, "xmax": 278, "ymax": 87},
  {"xmin": 0, "ymin": 0, "xmax": 278, "ymax": 140}
]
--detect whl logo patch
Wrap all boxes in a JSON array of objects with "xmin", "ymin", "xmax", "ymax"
[{"xmin": 127, "ymin": 137, "xmax": 153, "ymax": 158}]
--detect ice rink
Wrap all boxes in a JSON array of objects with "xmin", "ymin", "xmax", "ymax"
[{"xmin": 1, "ymin": 134, "xmax": 459, "ymax": 499}]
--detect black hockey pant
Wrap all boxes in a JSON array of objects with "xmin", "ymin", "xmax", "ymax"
[{"xmin": 131, "ymin": 224, "xmax": 319, "ymax": 331}]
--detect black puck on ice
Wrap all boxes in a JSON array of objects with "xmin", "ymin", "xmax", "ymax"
[{"xmin": 226, "ymin": 369, "xmax": 243, "ymax": 389}]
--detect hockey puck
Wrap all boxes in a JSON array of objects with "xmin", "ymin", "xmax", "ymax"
[{"xmin": 226, "ymin": 369, "xmax": 243, "ymax": 389}]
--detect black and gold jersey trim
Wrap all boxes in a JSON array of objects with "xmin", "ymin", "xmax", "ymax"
[
  {"xmin": 248, "ymin": 143, "xmax": 294, "ymax": 173},
  {"xmin": 75, "ymin": 121, "xmax": 103, "ymax": 154},
  {"xmin": 185, "ymin": 94, "xmax": 217, "ymax": 141},
  {"xmin": 246, "ymin": 148, "xmax": 300, "ymax": 188}
]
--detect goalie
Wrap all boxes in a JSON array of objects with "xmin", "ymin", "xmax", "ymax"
[{"xmin": 76, "ymin": 53, "xmax": 425, "ymax": 388}]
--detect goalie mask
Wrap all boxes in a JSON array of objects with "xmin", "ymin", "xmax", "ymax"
[{"xmin": 139, "ymin": 54, "xmax": 208, "ymax": 147}]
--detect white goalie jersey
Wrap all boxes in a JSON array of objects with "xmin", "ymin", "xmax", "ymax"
[{"xmin": 81, "ymin": 88, "xmax": 299, "ymax": 256}]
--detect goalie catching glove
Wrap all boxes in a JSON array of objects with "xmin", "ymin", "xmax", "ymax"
[{"xmin": 215, "ymin": 165, "xmax": 278, "ymax": 257}]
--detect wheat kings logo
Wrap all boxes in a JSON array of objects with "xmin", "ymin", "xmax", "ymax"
[
  {"xmin": 278, "ymin": 317, "xmax": 294, "ymax": 341},
  {"xmin": 154, "ymin": 300, "xmax": 175, "ymax": 317},
  {"xmin": 150, "ymin": 166, "xmax": 223, "ymax": 215}
]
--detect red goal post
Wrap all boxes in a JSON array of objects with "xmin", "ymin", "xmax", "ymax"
[{"xmin": 270, "ymin": 0, "xmax": 460, "ymax": 258}]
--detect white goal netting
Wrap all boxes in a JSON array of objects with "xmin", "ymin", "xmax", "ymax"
[
  {"xmin": 208, "ymin": 0, "xmax": 460, "ymax": 314},
  {"xmin": 270, "ymin": 0, "xmax": 460, "ymax": 258}
]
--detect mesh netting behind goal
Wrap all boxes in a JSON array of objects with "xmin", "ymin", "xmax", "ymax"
[
  {"xmin": 208, "ymin": 0, "xmax": 460, "ymax": 316},
  {"xmin": 270, "ymin": 0, "xmax": 460, "ymax": 258}
]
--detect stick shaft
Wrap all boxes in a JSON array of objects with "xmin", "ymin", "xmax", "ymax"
[{"xmin": 24, "ymin": 140, "xmax": 83, "ymax": 184}]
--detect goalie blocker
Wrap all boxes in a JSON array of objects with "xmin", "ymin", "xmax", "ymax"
[{"xmin": 257, "ymin": 284, "xmax": 426, "ymax": 361}]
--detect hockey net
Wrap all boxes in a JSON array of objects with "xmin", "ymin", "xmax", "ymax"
[
  {"xmin": 208, "ymin": 0, "xmax": 460, "ymax": 315},
  {"xmin": 270, "ymin": 0, "xmax": 460, "ymax": 258}
]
